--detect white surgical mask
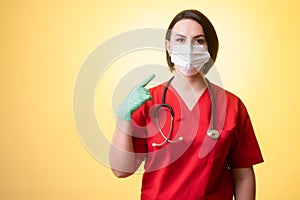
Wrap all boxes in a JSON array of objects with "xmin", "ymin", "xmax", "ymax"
[{"xmin": 170, "ymin": 44, "xmax": 210, "ymax": 76}]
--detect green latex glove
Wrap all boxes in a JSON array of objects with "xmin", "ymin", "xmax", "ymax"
[{"xmin": 117, "ymin": 74, "xmax": 155, "ymax": 121}]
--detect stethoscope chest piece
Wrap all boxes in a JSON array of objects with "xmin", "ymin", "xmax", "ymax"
[{"xmin": 207, "ymin": 129, "xmax": 220, "ymax": 140}]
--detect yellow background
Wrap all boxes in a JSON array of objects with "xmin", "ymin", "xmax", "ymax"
[{"xmin": 1, "ymin": 0, "xmax": 300, "ymax": 199}]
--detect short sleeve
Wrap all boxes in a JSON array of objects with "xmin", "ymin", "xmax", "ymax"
[{"xmin": 228, "ymin": 99, "xmax": 264, "ymax": 168}]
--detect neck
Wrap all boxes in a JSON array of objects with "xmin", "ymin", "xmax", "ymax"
[{"xmin": 172, "ymin": 71, "xmax": 207, "ymax": 92}]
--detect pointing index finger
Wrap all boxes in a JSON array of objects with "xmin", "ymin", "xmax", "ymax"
[{"xmin": 139, "ymin": 74, "xmax": 155, "ymax": 87}]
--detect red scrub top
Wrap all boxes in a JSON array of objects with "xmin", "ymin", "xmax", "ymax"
[{"xmin": 131, "ymin": 81, "xmax": 263, "ymax": 200}]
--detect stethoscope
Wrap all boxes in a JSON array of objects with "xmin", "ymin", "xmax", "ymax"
[{"xmin": 152, "ymin": 76, "xmax": 220, "ymax": 147}]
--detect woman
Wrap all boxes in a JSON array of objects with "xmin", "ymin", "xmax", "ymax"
[{"xmin": 110, "ymin": 9, "xmax": 263, "ymax": 200}]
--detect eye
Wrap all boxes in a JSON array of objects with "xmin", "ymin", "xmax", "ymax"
[
  {"xmin": 176, "ymin": 38, "xmax": 185, "ymax": 43},
  {"xmin": 195, "ymin": 38, "xmax": 207, "ymax": 45}
]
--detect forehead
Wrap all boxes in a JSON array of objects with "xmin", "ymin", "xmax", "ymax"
[{"xmin": 171, "ymin": 19, "xmax": 204, "ymax": 38}]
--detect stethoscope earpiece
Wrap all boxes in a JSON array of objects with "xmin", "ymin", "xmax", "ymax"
[{"xmin": 152, "ymin": 143, "xmax": 158, "ymax": 147}]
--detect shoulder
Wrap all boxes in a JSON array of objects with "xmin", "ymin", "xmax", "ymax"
[
  {"xmin": 147, "ymin": 81, "xmax": 169, "ymax": 101},
  {"xmin": 211, "ymin": 84, "xmax": 254, "ymax": 132},
  {"xmin": 211, "ymin": 83, "xmax": 242, "ymax": 104},
  {"xmin": 148, "ymin": 83, "xmax": 165, "ymax": 93},
  {"xmin": 212, "ymin": 83, "xmax": 248, "ymax": 116}
]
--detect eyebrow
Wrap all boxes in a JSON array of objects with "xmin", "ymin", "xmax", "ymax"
[{"xmin": 174, "ymin": 33, "xmax": 205, "ymax": 38}]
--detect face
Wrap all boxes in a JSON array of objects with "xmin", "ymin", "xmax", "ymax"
[
  {"xmin": 166, "ymin": 19, "xmax": 207, "ymax": 53},
  {"xmin": 166, "ymin": 19, "xmax": 209, "ymax": 76}
]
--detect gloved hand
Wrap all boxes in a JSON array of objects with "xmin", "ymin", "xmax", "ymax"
[{"xmin": 117, "ymin": 74, "xmax": 155, "ymax": 121}]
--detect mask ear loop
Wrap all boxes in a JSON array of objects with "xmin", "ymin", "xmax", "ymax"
[{"xmin": 202, "ymin": 57, "xmax": 213, "ymax": 75}]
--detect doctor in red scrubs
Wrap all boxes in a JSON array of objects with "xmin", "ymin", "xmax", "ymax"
[{"xmin": 109, "ymin": 9, "xmax": 264, "ymax": 200}]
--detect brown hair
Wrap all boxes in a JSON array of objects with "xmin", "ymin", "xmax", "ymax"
[{"xmin": 165, "ymin": 10, "xmax": 219, "ymax": 72}]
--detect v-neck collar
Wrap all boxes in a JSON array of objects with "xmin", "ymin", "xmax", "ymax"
[{"xmin": 168, "ymin": 84, "xmax": 209, "ymax": 111}]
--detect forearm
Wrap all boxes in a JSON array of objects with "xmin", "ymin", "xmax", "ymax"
[
  {"xmin": 109, "ymin": 118, "xmax": 137, "ymax": 178},
  {"xmin": 232, "ymin": 167, "xmax": 256, "ymax": 200},
  {"xmin": 110, "ymin": 75, "xmax": 154, "ymax": 177}
]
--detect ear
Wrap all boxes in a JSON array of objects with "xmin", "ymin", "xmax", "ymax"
[
  {"xmin": 165, "ymin": 40, "xmax": 171, "ymax": 56},
  {"xmin": 202, "ymin": 59, "xmax": 213, "ymax": 75}
]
